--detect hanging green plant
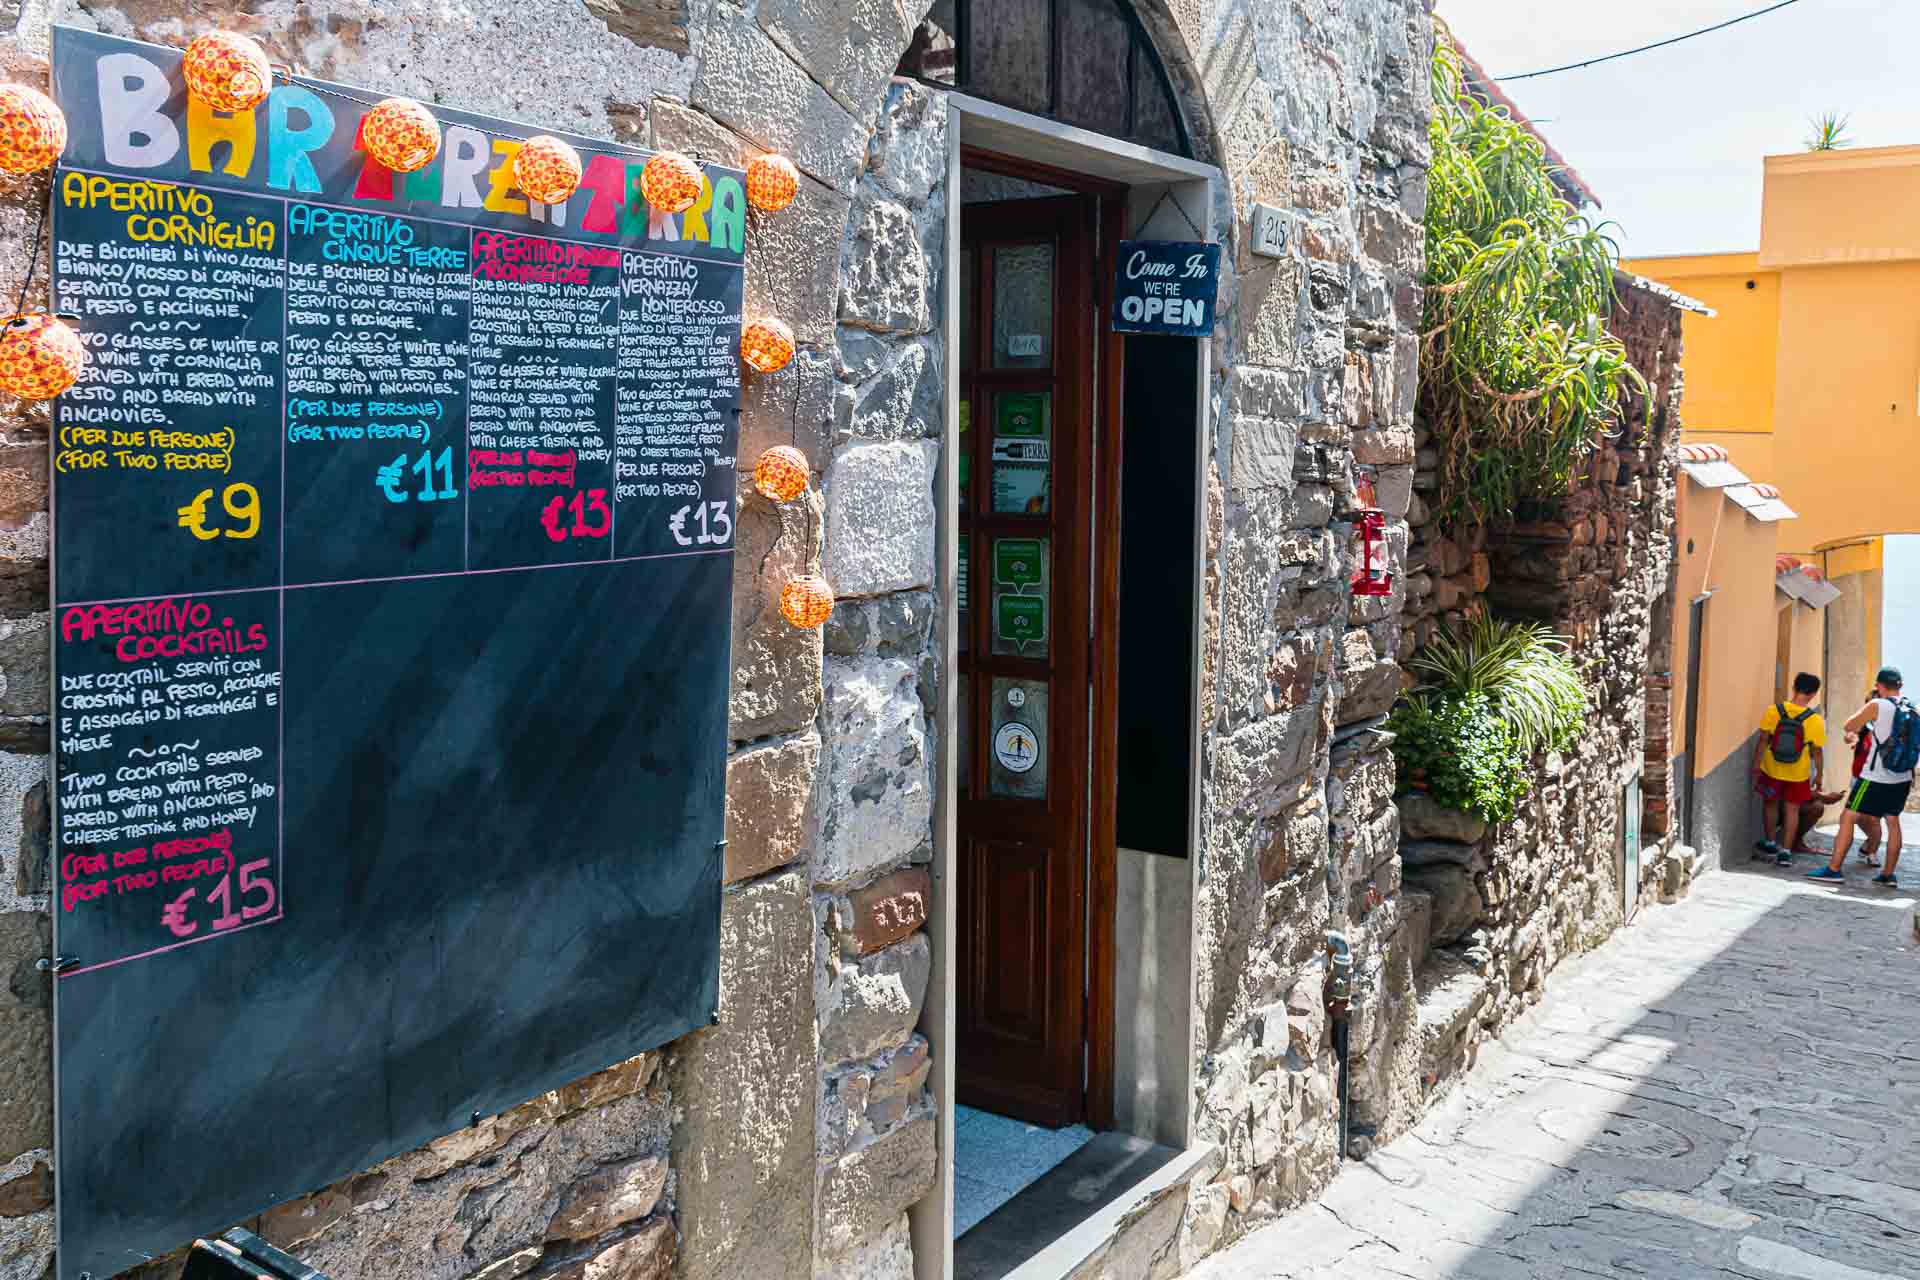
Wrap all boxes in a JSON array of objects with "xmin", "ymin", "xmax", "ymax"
[{"xmin": 1421, "ymin": 25, "xmax": 1645, "ymax": 528}]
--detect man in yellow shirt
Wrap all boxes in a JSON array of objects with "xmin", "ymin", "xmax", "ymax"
[{"xmin": 1753, "ymin": 672, "xmax": 1827, "ymax": 866}]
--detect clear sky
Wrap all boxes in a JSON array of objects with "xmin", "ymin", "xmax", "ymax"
[{"xmin": 1435, "ymin": 1, "xmax": 1920, "ymax": 257}]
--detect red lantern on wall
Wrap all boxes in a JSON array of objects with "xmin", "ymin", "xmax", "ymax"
[
  {"xmin": 1350, "ymin": 509, "xmax": 1394, "ymax": 598},
  {"xmin": 182, "ymin": 31, "xmax": 274, "ymax": 113}
]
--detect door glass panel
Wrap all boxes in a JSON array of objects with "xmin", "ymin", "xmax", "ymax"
[
  {"xmin": 993, "ymin": 244, "xmax": 1053, "ymax": 368},
  {"xmin": 991, "ymin": 391, "xmax": 1051, "ymax": 515},
  {"xmin": 968, "ymin": 0, "xmax": 1050, "ymax": 113},
  {"xmin": 957, "ymin": 671, "xmax": 972, "ymax": 793},
  {"xmin": 958, "ymin": 531, "xmax": 970, "ymax": 653},
  {"xmin": 989, "ymin": 677, "xmax": 1047, "ymax": 799},
  {"xmin": 961, "ymin": 245, "xmax": 976, "ymax": 371},
  {"xmin": 991, "ymin": 535, "xmax": 1049, "ymax": 658},
  {"xmin": 1058, "ymin": 0, "xmax": 1131, "ymax": 134},
  {"xmin": 959, "ymin": 395, "xmax": 972, "ymax": 511}
]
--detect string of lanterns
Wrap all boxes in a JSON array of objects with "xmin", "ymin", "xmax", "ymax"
[{"xmin": 1, "ymin": 30, "xmax": 827, "ymax": 631}]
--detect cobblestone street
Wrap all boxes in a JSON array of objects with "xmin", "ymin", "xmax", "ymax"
[{"xmin": 1193, "ymin": 857, "xmax": 1920, "ymax": 1280}]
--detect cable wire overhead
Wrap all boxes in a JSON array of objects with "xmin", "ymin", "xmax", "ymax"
[{"xmin": 1496, "ymin": 0, "xmax": 1801, "ymax": 81}]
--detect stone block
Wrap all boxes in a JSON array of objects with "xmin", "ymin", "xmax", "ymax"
[
  {"xmin": 1358, "ymin": 204, "xmax": 1422, "ymax": 275},
  {"xmin": 824, "ymin": 590, "xmax": 934, "ymax": 659},
  {"xmin": 839, "ymin": 337, "xmax": 940, "ymax": 446},
  {"xmin": 0, "ymin": 1160, "xmax": 49, "ymax": 1216},
  {"xmin": 1397, "ymin": 794, "xmax": 1486, "ymax": 844},
  {"xmin": 15, "ymin": 779, "xmax": 45, "ymax": 897},
  {"xmin": 758, "ymin": 0, "xmax": 913, "ymax": 119},
  {"xmin": 0, "ymin": 444, "xmax": 45, "ymax": 531},
  {"xmin": 864, "ymin": 82, "xmax": 947, "ymax": 207},
  {"xmin": 724, "ymin": 731, "xmax": 820, "ymax": 884},
  {"xmin": 0, "ymin": 564, "xmax": 44, "ymax": 621},
  {"xmin": 1240, "ymin": 259, "xmax": 1302, "ymax": 369},
  {"xmin": 670, "ymin": 871, "xmax": 816, "ymax": 1280},
  {"xmin": 1336, "ymin": 630, "xmax": 1401, "ymax": 726},
  {"xmin": 845, "ymin": 868, "xmax": 931, "ymax": 955},
  {"xmin": 0, "ymin": 913, "xmax": 48, "ymax": 1164},
  {"xmin": 691, "ymin": 21, "xmax": 866, "ymax": 190},
  {"xmin": 650, "ymin": 100, "xmax": 850, "ymax": 349},
  {"xmin": 1399, "ymin": 838, "xmax": 1481, "ymax": 869},
  {"xmin": 1351, "ymin": 425, "xmax": 1414, "ymax": 466},
  {"xmin": 546, "ymin": 1155, "xmax": 667, "ymax": 1241},
  {"xmin": 1213, "ymin": 706, "xmax": 1320, "ymax": 819},
  {"xmin": 822, "ymin": 441, "xmax": 937, "ymax": 597},
  {"xmin": 840, "ymin": 193, "xmax": 936, "ymax": 335},
  {"xmin": 0, "ymin": 617, "xmax": 47, "ymax": 720},
  {"xmin": 1228, "ymin": 414, "xmax": 1297, "ymax": 494},
  {"xmin": 1403, "ymin": 864, "xmax": 1484, "ymax": 947},
  {"xmin": 470, "ymin": 1247, "xmax": 542, "ymax": 1280},
  {"xmin": 813, "ymin": 1211, "xmax": 913, "ymax": 1280},
  {"xmin": 820, "ymin": 933, "xmax": 931, "ymax": 1067},
  {"xmin": 820, "ymin": 1035, "xmax": 931, "ymax": 1158},
  {"xmin": 730, "ymin": 497, "xmax": 825, "ymax": 742},
  {"xmin": 583, "ymin": 0, "xmax": 690, "ymax": 54},
  {"xmin": 1227, "ymin": 365, "xmax": 1310, "ymax": 420},
  {"xmin": 547, "ymin": 1215, "xmax": 675, "ymax": 1280},
  {"xmin": 818, "ymin": 656, "xmax": 930, "ymax": 886},
  {"xmin": 741, "ymin": 347, "xmax": 835, "ymax": 476},
  {"xmin": 816, "ymin": 1114, "xmax": 936, "ymax": 1258}
]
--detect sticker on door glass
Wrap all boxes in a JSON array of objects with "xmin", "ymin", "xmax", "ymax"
[
  {"xmin": 996, "ymin": 595, "xmax": 1046, "ymax": 650},
  {"xmin": 992, "ymin": 537, "xmax": 1048, "ymax": 656},
  {"xmin": 1008, "ymin": 334, "xmax": 1044, "ymax": 357},
  {"xmin": 994, "ymin": 721, "xmax": 1040, "ymax": 774},
  {"xmin": 994, "ymin": 538, "xmax": 1044, "ymax": 587},
  {"xmin": 992, "ymin": 393, "xmax": 1050, "ymax": 515}
]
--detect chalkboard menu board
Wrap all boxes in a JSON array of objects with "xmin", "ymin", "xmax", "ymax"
[{"xmin": 47, "ymin": 27, "xmax": 742, "ymax": 1278}]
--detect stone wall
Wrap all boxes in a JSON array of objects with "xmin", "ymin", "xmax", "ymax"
[
  {"xmin": 0, "ymin": 1, "xmax": 946, "ymax": 1277},
  {"xmin": 1334, "ymin": 275, "xmax": 1694, "ymax": 1157}
]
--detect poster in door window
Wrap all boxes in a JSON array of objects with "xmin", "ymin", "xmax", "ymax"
[{"xmin": 992, "ymin": 392, "xmax": 1050, "ymax": 515}]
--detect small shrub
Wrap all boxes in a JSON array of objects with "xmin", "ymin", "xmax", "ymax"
[{"xmin": 1390, "ymin": 614, "xmax": 1591, "ymax": 822}]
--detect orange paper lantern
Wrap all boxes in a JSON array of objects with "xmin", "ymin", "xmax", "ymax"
[
  {"xmin": 514, "ymin": 134, "xmax": 583, "ymax": 205},
  {"xmin": 640, "ymin": 150, "xmax": 703, "ymax": 214},
  {"xmin": 362, "ymin": 97, "xmax": 441, "ymax": 174},
  {"xmin": 753, "ymin": 445, "xmax": 810, "ymax": 502},
  {"xmin": 740, "ymin": 318, "xmax": 795, "ymax": 374},
  {"xmin": 0, "ymin": 314, "xmax": 85, "ymax": 400},
  {"xmin": 182, "ymin": 31, "xmax": 273, "ymax": 113},
  {"xmin": 780, "ymin": 575, "xmax": 835, "ymax": 629},
  {"xmin": 0, "ymin": 84, "xmax": 66, "ymax": 175},
  {"xmin": 744, "ymin": 154, "xmax": 799, "ymax": 212}
]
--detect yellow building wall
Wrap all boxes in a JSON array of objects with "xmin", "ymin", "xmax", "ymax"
[
  {"xmin": 1670, "ymin": 478, "xmax": 1782, "ymax": 779},
  {"xmin": 1760, "ymin": 145, "xmax": 1920, "ymax": 267},
  {"xmin": 1627, "ymin": 253, "xmax": 1778, "ymax": 436}
]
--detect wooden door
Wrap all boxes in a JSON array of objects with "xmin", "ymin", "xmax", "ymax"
[{"xmin": 956, "ymin": 195, "xmax": 1096, "ymax": 1127}]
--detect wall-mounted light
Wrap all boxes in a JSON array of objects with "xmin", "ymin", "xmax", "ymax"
[
  {"xmin": 0, "ymin": 314, "xmax": 85, "ymax": 400},
  {"xmin": 1350, "ymin": 509, "xmax": 1394, "ymax": 598},
  {"xmin": 514, "ymin": 135, "xmax": 582, "ymax": 205},
  {"xmin": 0, "ymin": 85, "xmax": 66, "ymax": 174},
  {"xmin": 182, "ymin": 32, "xmax": 274, "ymax": 113},
  {"xmin": 641, "ymin": 150, "xmax": 703, "ymax": 214},
  {"xmin": 745, "ymin": 154, "xmax": 799, "ymax": 212},
  {"xmin": 362, "ymin": 98, "xmax": 441, "ymax": 173}
]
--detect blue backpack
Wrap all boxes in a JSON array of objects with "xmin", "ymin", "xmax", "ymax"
[{"xmin": 1875, "ymin": 697, "xmax": 1920, "ymax": 775}]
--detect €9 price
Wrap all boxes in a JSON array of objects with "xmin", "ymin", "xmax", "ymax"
[{"xmin": 177, "ymin": 483, "xmax": 261, "ymax": 541}]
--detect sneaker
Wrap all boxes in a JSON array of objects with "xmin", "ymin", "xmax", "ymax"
[
  {"xmin": 1755, "ymin": 839, "xmax": 1783, "ymax": 859},
  {"xmin": 1775, "ymin": 850, "xmax": 1794, "ymax": 866},
  {"xmin": 1873, "ymin": 874, "xmax": 1899, "ymax": 887},
  {"xmin": 1806, "ymin": 867, "xmax": 1844, "ymax": 881}
]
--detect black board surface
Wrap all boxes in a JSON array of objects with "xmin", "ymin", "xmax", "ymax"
[{"xmin": 47, "ymin": 27, "xmax": 741, "ymax": 1278}]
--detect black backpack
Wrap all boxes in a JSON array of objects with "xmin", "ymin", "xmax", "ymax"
[{"xmin": 1769, "ymin": 702, "xmax": 1813, "ymax": 765}]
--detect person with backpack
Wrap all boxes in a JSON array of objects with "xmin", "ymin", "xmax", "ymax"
[
  {"xmin": 1809, "ymin": 667, "xmax": 1917, "ymax": 885},
  {"xmin": 1753, "ymin": 673, "xmax": 1827, "ymax": 866}
]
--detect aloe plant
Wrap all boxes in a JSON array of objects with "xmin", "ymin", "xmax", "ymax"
[
  {"xmin": 1406, "ymin": 613, "xmax": 1587, "ymax": 755},
  {"xmin": 1805, "ymin": 111, "xmax": 1852, "ymax": 151}
]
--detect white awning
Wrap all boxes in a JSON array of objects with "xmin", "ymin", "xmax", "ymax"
[
  {"xmin": 1776, "ymin": 570, "xmax": 1841, "ymax": 608},
  {"xmin": 1679, "ymin": 459, "xmax": 1749, "ymax": 489},
  {"xmin": 1725, "ymin": 484, "xmax": 1797, "ymax": 522}
]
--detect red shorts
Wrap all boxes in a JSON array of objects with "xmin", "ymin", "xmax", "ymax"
[{"xmin": 1755, "ymin": 775, "xmax": 1813, "ymax": 805}]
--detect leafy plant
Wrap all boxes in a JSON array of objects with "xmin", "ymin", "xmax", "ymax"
[
  {"xmin": 1387, "ymin": 693, "xmax": 1530, "ymax": 823},
  {"xmin": 1804, "ymin": 111, "xmax": 1852, "ymax": 151},
  {"xmin": 1421, "ymin": 25, "xmax": 1645, "ymax": 528},
  {"xmin": 1406, "ymin": 613, "xmax": 1587, "ymax": 754},
  {"xmin": 1389, "ymin": 614, "xmax": 1590, "ymax": 822}
]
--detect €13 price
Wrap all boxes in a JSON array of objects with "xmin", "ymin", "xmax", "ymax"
[
  {"xmin": 669, "ymin": 501, "xmax": 733, "ymax": 546},
  {"xmin": 177, "ymin": 483, "xmax": 261, "ymax": 541},
  {"xmin": 540, "ymin": 489, "xmax": 612, "ymax": 543}
]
